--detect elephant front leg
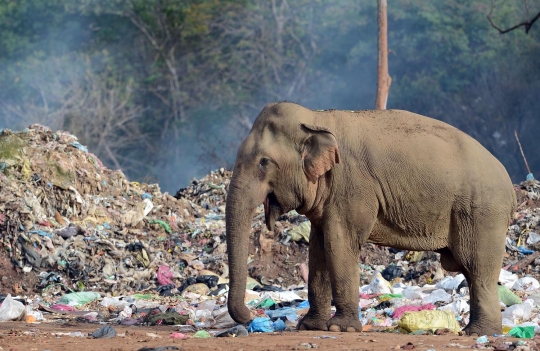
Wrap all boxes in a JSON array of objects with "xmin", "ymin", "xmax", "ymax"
[
  {"xmin": 325, "ymin": 243, "xmax": 362, "ymax": 332},
  {"xmin": 297, "ymin": 227, "xmax": 332, "ymax": 331}
]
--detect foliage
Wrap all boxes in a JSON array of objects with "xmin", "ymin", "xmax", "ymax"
[{"xmin": 0, "ymin": 0, "xmax": 539, "ymax": 190}]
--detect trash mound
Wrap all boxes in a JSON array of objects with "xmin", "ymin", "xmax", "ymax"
[
  {"xmin": 0, "ymin": 124, "xmax": 312, "ymax": 296},
  {"xmin": 2, "ymin": 124, "xmax": 540, "ymax": 342}
]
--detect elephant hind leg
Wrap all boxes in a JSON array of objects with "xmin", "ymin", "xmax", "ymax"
[{"xmin": 449, "ymin": 211, "xmax": 506, "ymax": 336}]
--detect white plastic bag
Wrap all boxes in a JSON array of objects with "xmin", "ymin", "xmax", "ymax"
[
  {"xmin": 527, "ymin": 232, "xmax": 540, "ymax": 245},
  {"xmin": 402, "ymin": 286, "xmax": 424, "ymax": 300},
  {"xmin": 360, "ymin": 271, "xmax": 393, "ymax": 294},
  {"xmin": 502, "ymin": 301, "xmax": 533, "ymax": 322},
  {"xmin": 423, "ymin": 289, "xmax": 453, "ymax": 304},
  {"xmin": 439, "ymin": 299, "xmax": 470, "ymax": 315},
  {"xmin": 499, "ymin": 269, "xmax": 519, "ymax": 288},
  {"xmin": 436, "ymin": 274, "xmax": 466, "ymax": 291},
  {"xmin": 0, "ymin": 295, "xmax": 26, "ymax": 322},
  {"xmin": 101, "ymin": 297, "xmax": 130, "ymax": 308},
  {"xmin": 212, "ymin": 307, "xmax": 236, "ymax": 329},
  {"xmin": 512, "ymin": 277, "xmax": 540, "ymax": 291}
]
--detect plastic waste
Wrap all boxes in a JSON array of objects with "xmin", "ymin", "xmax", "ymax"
[
  {"xmin": 169, "ymin": 332, "xmax": 189, "ymax": 339},
  {"xmin": 498, "ymin": 285, "xmax": 522, "ymax": 306},
  {"xmin": 436, "ymin": 274, "xmax": 466, "ymax": 291},
  {"xmin": 212, "ymin": 307, "xmax": 236, "ymax": 329},
  {"xmin": 360, "ymin": 271, "xmax": 393, "ymax": 294},
  {"xmin": 499, "ymin": 269, "xmax": 519, "ymax": 288},
  {"xmin": 381, "ymin": 265, "xmax": 403, "ymax": 281},
  {"xmin": 101, "ymin": 297, "xmax": 130, "ymax": 309},
  {"xmin": 193, "ymin": 330, "xmax": 212, "ymax": 338},
  {"xmin": 50, "ymin": 304, "xmax": 77, "ymax": 311},
  {"xmin": 439, "ymin": 299, "xmax": 470, "ymax": 315},
  {"xmin": 398, "ymin": 310, "xmax": 461, "ymax": 333},
  {"xmin": 288, "ymin": 221, "xmax": 311, "ymax": 242},
  {"xmin": 297, "ymin": 300, "xmax": 310, "ymax": 309},
  {"xmin": 257, "ymin": 298, "xmax": 276, "ymax": 308},
  {"xmin": 59, "ymin": 292, "xmax": 101, "ymax": 306},
  {"xmin": 512, "ymin": 277, "xmax": 540, "ymax": 291},
  {"xmin": 138, "ymin": 347, "xmax": 179, "ymax": 351},
  {"xmin": 402, "ymin": 286, "xmax": 423, "ymax": 300},
  {"xmin": 148, "ymin": 311, "xmax": 189, "ymax": 326},
  {"xmin": 423, "ymin": 289, "xmax": 452, "ymax": 304},
  {"xmin": 0, "ymin": 294, "xmax": 25, "ymax": 322},
  {"xmin": 526, "ymin": 232, "xmax": 540, "ymax": 245},
  {"xmin": 117, "ymin": 306, "xmax": 132, "ymax": 321},
  {"xmin": 157, "ymin": 265, "xmax": 174, "ymax": 286},
  {"xmin": 502, "ymin": 301, "xmax": 533, "ymax": 322},
  {"xmin": 92, "ymin": 325, "xmax": 117, "ymax": 339},
  {"xmin": 476, "ymin": 335, "xmax": 488, "ymax": 344},
  {"xmin": 248, "ymin": 317, "xmax": 274, "ymax": 332},
  {"xmin": 215, "ymin": 325, "xmax": 249, "ymax": 337},
  {"xmin": 392, "ymin": 304, "xmax": 435, "ymax": 319},
  {"xmin": 273, "ymin": 319, "xmax": 286, "ymax": 331},
  {"xmin": 265, "ymin": 307, "xmax": 297, "ymax": 322},
  {"xmin": 508, "ymin": 326, "xmax": 535, "ymax": 338}
]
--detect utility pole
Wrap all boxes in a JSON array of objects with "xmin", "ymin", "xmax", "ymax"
[{"xmin": 375, "ymin": 0, "xmax": 391, "ymax": 110}]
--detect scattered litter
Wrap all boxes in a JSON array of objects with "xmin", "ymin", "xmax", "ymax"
[{"xmin": 92, "ymin": 325, "xmax": 117, "ymax": 339}]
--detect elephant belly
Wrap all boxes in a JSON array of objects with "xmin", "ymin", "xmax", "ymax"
[{"xmin": 367, "ymin": 218, "xmax": 449, "ymax": 252}]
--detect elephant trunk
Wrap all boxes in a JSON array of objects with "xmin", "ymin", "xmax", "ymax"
[{"xmin": 225, "ymin": 173, "xmax": 256, "ymax": 323}]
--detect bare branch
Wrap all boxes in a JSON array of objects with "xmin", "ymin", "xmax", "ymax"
[{"xmin": 487, "ymin": 0, "xmax": 540, "ymax": 34}]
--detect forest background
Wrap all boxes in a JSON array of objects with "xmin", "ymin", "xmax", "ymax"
[{"xmin": 1, "ymin": 0, "xmax": 539, "ymax": 192}]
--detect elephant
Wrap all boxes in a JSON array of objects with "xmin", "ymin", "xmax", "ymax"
[{"xmin": 225, "ymin": 102, "xmax": 516, "ymax": 336}]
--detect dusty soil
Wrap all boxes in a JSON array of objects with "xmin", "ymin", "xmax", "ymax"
[{"xmin": 0, "ymin": 321, "xmax": 510, "ymax": 351}]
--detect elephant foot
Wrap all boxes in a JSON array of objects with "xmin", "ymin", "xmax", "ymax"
[
  {"xmin": 297, "ymin": 314, "xmax": 329, "ymax": 331},
  {"xmin": 462, "ymin": 321, "xmax": 501, "ymax": 336},
  {"xmin": 326, "ymin": 315, "xmax": 362, "ymax": 332}
]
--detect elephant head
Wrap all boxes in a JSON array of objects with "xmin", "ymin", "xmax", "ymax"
[{"xmin": 226, "ymin": 102, "xmax": 340, "ymax": 323}]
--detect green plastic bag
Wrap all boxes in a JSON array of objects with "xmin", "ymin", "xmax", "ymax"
[
  {"xmin": 58, "ymin": 292, "xmax": 101, "ymax": 306},
  {"xmin": 498, "ymin": 285, "xmax": 522, "ymax": 306},
  {"xmin": 257, "ymin": 298, "xmax": 276, "ymax": 308},
  {"xmin": 193, "ymin": 330, "xmax": 212, "ymax": 338},
  {"xmin": 508, "ymin": 326, "xmax": 535, "ymax": 339},
  {"xmin": 379, "ymin": 293, "xmax": 403, "ymax": 300},
  {"xmin": 131, "ymin": 294, "xmax": 153, "ymax": 300}
]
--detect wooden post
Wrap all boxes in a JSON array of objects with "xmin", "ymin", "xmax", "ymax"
[{"xmin": 375, "ymin": 0, "xmax": 391, "ymax": 110}]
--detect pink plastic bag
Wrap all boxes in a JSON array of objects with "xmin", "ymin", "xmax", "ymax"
[
  {"xmin": 157, "ymin": 265, "xmax": 174, "ymax": 286},
  {"xmin": 170, "ymin": 332, "xmax": 189, "ymax": 339},
  {"xmin": 50, "ymin": 304, "xmax": 76, "ymax": 312},
  {"xmin": 392, "ymin": 303, "xmax": 435, "ymax": 319}
]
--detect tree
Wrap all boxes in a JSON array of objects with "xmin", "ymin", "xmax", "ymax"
[
  {"xmin": 375, "ymin": 0, "xmax": 391, "ymax": 110},
  {"xmin": 487, "ymin": 0, "xmax": 539, "ymax": 34}
]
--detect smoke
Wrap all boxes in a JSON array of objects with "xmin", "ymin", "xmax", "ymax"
[{"xmin": 1, "ymin": 0, "xmax": 539, "ymax": 192}]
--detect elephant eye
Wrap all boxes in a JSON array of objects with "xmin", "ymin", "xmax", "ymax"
[{"xmin": 259, "ymin": 158, "xmax": 270, "ymax": 168}]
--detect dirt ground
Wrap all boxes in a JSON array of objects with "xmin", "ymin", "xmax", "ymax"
[{"xmin": 0, "ymin": 321, "xmax": 522, "ymax": 351}]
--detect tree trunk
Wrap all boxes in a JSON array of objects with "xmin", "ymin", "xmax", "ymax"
[{"xmin": 375, "ymin": 0, "xmax": 391, "ymax": 110}]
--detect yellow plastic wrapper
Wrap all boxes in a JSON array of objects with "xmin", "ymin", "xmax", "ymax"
[{"xmin": 398, "ymin": 310, "xmax": 461, "ymax": 333}]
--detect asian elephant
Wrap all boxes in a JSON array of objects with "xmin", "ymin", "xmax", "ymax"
[{"xmin": 225, "ymin": 102, "xmax": 516, "ymax": 336}]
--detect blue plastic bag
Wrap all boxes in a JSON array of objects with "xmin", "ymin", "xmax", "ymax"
[
  {"xmin": 273, "ymin": 319, "xmax": 286, "ymax": 331},
  {"xmin": 297, "ymin": 300, "xmax": 310, "ymax": 309},
  {"xmin": 248, "ymin": 317, "xmax": 274, "ymax": 332},
  {"xmin": 265, "ymin": 307, "xmax": 297, "ymax": 321}
]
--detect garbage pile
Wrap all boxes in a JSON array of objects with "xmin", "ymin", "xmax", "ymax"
[{"xmin": 1, "ymin": 124, "xmax": 540, "ymax": 344}]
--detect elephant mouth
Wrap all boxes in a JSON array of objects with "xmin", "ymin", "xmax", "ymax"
[{"xmin": 263, "ymin": 192, "xmax": 282, "ymax": 230}]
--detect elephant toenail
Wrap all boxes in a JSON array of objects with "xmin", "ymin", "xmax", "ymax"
[
  {"xmin": 346, "ymin": 327, "xmax": 356, "ymax": 332},
  {"xmin": 329, "ymin": 325, "xmax": 340, "ymax": 332}
]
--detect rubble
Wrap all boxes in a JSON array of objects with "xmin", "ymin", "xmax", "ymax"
[{"xmin": 1, "ymin": 124, "xmax": 540, "ymax": 342}]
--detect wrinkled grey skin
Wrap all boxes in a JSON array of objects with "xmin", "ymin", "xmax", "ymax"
[{"xmin": 225, "ymin": 102, "xmax": 516, "ymax": 335}]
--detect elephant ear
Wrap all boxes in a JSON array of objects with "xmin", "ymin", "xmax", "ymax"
[{"xmin": 301, "ymin": 123, "xmax": 341, "ymax": 183}]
